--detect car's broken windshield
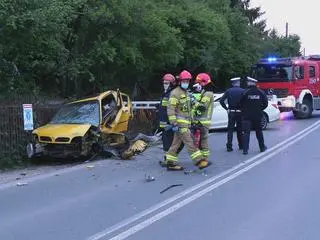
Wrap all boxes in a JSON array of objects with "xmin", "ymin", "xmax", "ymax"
[{"xmin": 50, "ymin": 101, "xmax": 100, "ymax": 127}]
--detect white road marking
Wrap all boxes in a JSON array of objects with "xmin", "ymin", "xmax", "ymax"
[
  {"xmin": 107, "ymin": 121, "xmax": 320, "ymax": 240},
  {"xmin": 87, "ymin": 120, "xmax": 320, "ymax": 240}
]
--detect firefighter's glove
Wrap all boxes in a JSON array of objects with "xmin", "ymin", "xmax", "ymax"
[
  {"xmin": 164, "ymin": 125, "xmax": 172, "ymax": 131},
  {"xmin": 172, "ymin": 126, "xmax": 179, "ymax": 132},
  {"xmin": 187, "ymin": 91, "xmax": 196, "ymax": 104},
  {"xmin": 197, "ymin": 104, "xmax": 206, "ymax": 113},
  {"xmin": 190, "ymin": 95, "xmax": 196, "ymax": 104}
]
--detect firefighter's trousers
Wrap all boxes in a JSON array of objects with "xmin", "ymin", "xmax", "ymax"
[
  {"xmin": 161, "ymin": 128, "xmax": 184, "ymax": 153},
  {"xmin": 196, "ymin": 126, "xmax": 210, "ymax": 159},
  {"xmin": 166, "ymin": 127, "xmax": 203, "ymax": 163}
]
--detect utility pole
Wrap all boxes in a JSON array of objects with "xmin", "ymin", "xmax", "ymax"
[
  {"xmin": 303, "ymin": 48, "xmax": 306, "ymax": 56},
  {"xmin": 285, "ymin": 22, "xmax": 288, "ymax": 38}
]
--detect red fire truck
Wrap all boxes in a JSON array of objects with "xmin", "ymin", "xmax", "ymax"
[{"xmin": 251, "ymin": 55, "xmax": 320, "ymax": 119}]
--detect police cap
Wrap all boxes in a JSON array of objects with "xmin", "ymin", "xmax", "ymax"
[
  {"xmin": 230, "ymin": 77, "xmax": 241, "ymax": 86},
  {"xmin": 246, "ymin": 77, "xmax": 257, "ymax": 86}
]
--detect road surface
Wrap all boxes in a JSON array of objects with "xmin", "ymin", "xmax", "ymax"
[{"xmin": 1, "ymin": 112, "xmax": 320, "ymax": 240}]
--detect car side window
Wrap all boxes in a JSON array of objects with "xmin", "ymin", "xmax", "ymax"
[
  {"xmin": 294, "ymin": 66, "xmax": 304, "ymax": 80},
  {"xmin": 121, "ymin": 94, "xmax": 128, "ymax": 107},
  {"xmin": 309, "ymin": 66, "xmax": 315, "ymax": 78}
]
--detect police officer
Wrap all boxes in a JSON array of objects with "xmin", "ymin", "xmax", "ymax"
[
  {"xmin": 220, "ymin": 77, "xmax": 245, "ymax": 152},
  {"xmin": 158, "ymin": 73, "xmax": 184, "ymax": 167},
  {"xmin": 240, "ymin": 77, "xmax": 268, "ymax": 155}
]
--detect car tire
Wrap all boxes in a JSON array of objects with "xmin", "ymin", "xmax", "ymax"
[
  {"xmin": 261, "ymin": 113, "xmax": 268, "ymax": 130},
  {"xmin": 27, "ymin": 143, "xmax": 35, "ymax": 159}
]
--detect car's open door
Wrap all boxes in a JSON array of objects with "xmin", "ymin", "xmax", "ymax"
[{"xmin": 101, "ymin": 90, "xmax": 132, "ymax": 133}]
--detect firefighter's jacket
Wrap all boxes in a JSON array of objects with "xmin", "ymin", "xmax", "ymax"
[
  {"xmin": 158, "ymin": 88, "xmax": 174, "ymax": 128},
  {"xmin": 192, "ymin": 91, "xmax": 214, "ymax": 128},
  {"xmin": 167, "ymin": 87, "xmax": 192, "ymax": 128}
]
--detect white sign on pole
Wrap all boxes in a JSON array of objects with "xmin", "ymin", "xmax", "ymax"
[{"xmin": 23, "ymin": 104, "xmax": 34, "ymax": 131}]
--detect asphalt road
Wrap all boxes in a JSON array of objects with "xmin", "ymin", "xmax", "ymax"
[{"xmin": 1, "ymin": 112, "xmax": 320, "ymax": 240}]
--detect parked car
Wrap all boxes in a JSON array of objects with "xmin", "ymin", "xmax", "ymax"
[{"xmin": 210, "ymin": 93, "xmax": 280, "ymax": 130}]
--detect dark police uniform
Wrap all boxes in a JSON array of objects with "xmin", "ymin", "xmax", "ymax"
[
  {"xmin": 220, "ymin": 79, "xmax": 245, "ymax": 151},
  {"xmin": 240, "ymin": 79, "xmax": 268, "ymax": 155},
  {"xmin": 158, "ymin": 87, "xmax": 183, "ymax": 164}
]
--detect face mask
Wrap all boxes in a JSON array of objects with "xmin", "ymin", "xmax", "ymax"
[
  {"xmin": 163, "ymin": 83, "xmax": 170, "ymax": 92},
  {"xmin": 180, "ymin": 82, "xmax": 189, "ymax": 90}
]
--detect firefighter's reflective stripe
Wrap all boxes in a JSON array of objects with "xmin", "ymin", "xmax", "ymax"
[
  {"xmin": 177, "ymin": 118, "xmax": 191, "ymax": 124},
  {"xmin": 201, "ymin": 150, "xmax": 210, "ymax": 157},
  {"xmin": 165, "ymin": 154, "xmax": 178, "ymax": 161},
  {"xmin": 201, "ymin": 96, "xmax": 211, "ymax": 103},
  {"xmin": 159, "ymin": 121, "xmax": 169, "ymax": 128},
  {"xmin": 169, "ymin": 97, "xmax": 178, "ymax": 106},
  {"xmin": 162, "ymin": 99, "xmax": 169, "ymax": 107},
  {"xmin": 179, "ymin": 127, "xmax": 188, "ymax": 134},
  {"xmin": 199, "ymin": 120, "xmax": 211, "ymax": 125},
  {"xmin": 190, "ymin": 150, "xmax": 202, "ymax": 160},
  {"xmin": 168, "ymin": 115, "xmax": 176, "ymax": 121}
]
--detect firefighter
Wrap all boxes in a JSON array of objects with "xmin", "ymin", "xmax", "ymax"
[
  {"xmin": 240, "ymin": 77, "xmax": 268, "ymax": 155},
  {"xmin": 219, "ymin": 77, "xmax": 245, "ymax": 152},
  {"xmin": 166, "ymin": 70, "xmax": 210, "ymax": 170},
  {"xmin": 191, "ymin": 73, "xmax": 214, "ymax": 160},
  {"xmin": 158, "ymin": 73, "xmax": 184, "ymax": 167}
]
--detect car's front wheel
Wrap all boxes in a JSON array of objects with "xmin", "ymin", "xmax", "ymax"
[{"xmin": 261, "ymin": 113, "xmax": 268, "ymax": 130}]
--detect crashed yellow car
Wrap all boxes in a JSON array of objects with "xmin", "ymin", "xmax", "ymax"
[{"xmin": 27, "ymin": 90, "xmax": 144, "ymax": 160}]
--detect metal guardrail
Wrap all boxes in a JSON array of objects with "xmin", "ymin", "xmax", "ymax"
[
  {"xmin": 132, "ymin": 101, "xmax": 160, "ymax": 110},
  {"xmin": 132, "ymin": 93, "xmax": 222, "ymax": 109}
]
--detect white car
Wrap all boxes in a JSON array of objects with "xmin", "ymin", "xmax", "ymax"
[{"xmin": 210, "ymin": 93, "xmax": 280, "ymax": 130}]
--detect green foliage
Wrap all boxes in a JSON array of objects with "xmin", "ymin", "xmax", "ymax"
[{"xmin": 0, "ymin": 0, "xmax": 302, "ymax": 97}]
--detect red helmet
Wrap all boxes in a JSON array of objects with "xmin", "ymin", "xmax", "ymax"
[
  {"xmin": 162, "ymin": 73, "xmax": 175, "ymax": 83},
  {"xmin": 178, "ymin": 70, "xmax": 192, "ymax": 81},
  {"xmin": 195, "ymin": 73, "xmax": 211, "ymax": 86}
]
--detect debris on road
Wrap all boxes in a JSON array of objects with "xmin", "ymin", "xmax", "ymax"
[
  {"xmin": 16, "ymin": 182, "xmax": 28, "ymax": 187},
  {"xmin": 160, "ymin": 184, "xmax": 183, "ymax": 194},
  {"xmin": 184, "ymin": 169, "xmax": 209, "ymax": 176},
  {"xmin": 20, "ymin": 172, "xmax": 27, "ymax": 176},
  {"xmin": 86, "ymin": 165, "xmax": 95, "ymax": 170},
  {"xmin": 145, "ymin": 174, "xmax": 155, "ymax": 182}
]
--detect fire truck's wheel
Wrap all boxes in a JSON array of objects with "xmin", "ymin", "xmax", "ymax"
[
  {"xmin": 260, "ymin": 113, "xmax": 268, "ymax": 130},
  {"xmin": 295, "ymin": 99, "xmax": 312, "ymax": 119}
]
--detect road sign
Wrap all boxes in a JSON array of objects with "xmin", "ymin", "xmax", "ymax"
[{"xmin": 23, "ymin": 104, "xmax": 34, "ymax": 131}]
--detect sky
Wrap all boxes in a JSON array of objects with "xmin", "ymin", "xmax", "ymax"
[{"xmin": 251, "ymin": 0, "xmax": 319, "ymax": 55}]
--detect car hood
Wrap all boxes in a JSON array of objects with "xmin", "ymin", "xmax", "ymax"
[{"xmin": 33, "ymin": 124, "xmax": 92, "ymax": 140}]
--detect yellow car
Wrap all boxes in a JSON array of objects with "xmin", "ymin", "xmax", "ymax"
[{"xmin": 27, "ymin": 90, "xmax": 135, "ymax": 159}]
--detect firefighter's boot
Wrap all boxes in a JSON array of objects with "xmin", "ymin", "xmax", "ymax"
[
  {"xmin": 159, "ymin": 156, "xmax": 168, "ymax": 167},
  {"xmin": 167, "ymin": 161, "xmax": 184, "ymax": 171},
  {"xmin": 195, "ymin": 159, "xmax": 212, "ymax": 170}
]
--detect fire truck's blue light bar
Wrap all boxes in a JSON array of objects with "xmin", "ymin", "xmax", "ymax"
[{"xmin": 267, "ymin": 57, "xmax": 277, "ymax": 62}]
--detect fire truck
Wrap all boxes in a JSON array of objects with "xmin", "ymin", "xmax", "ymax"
[{"xmin": 251, "ymin": 55, "xmax": 320, "ymax": 119}]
